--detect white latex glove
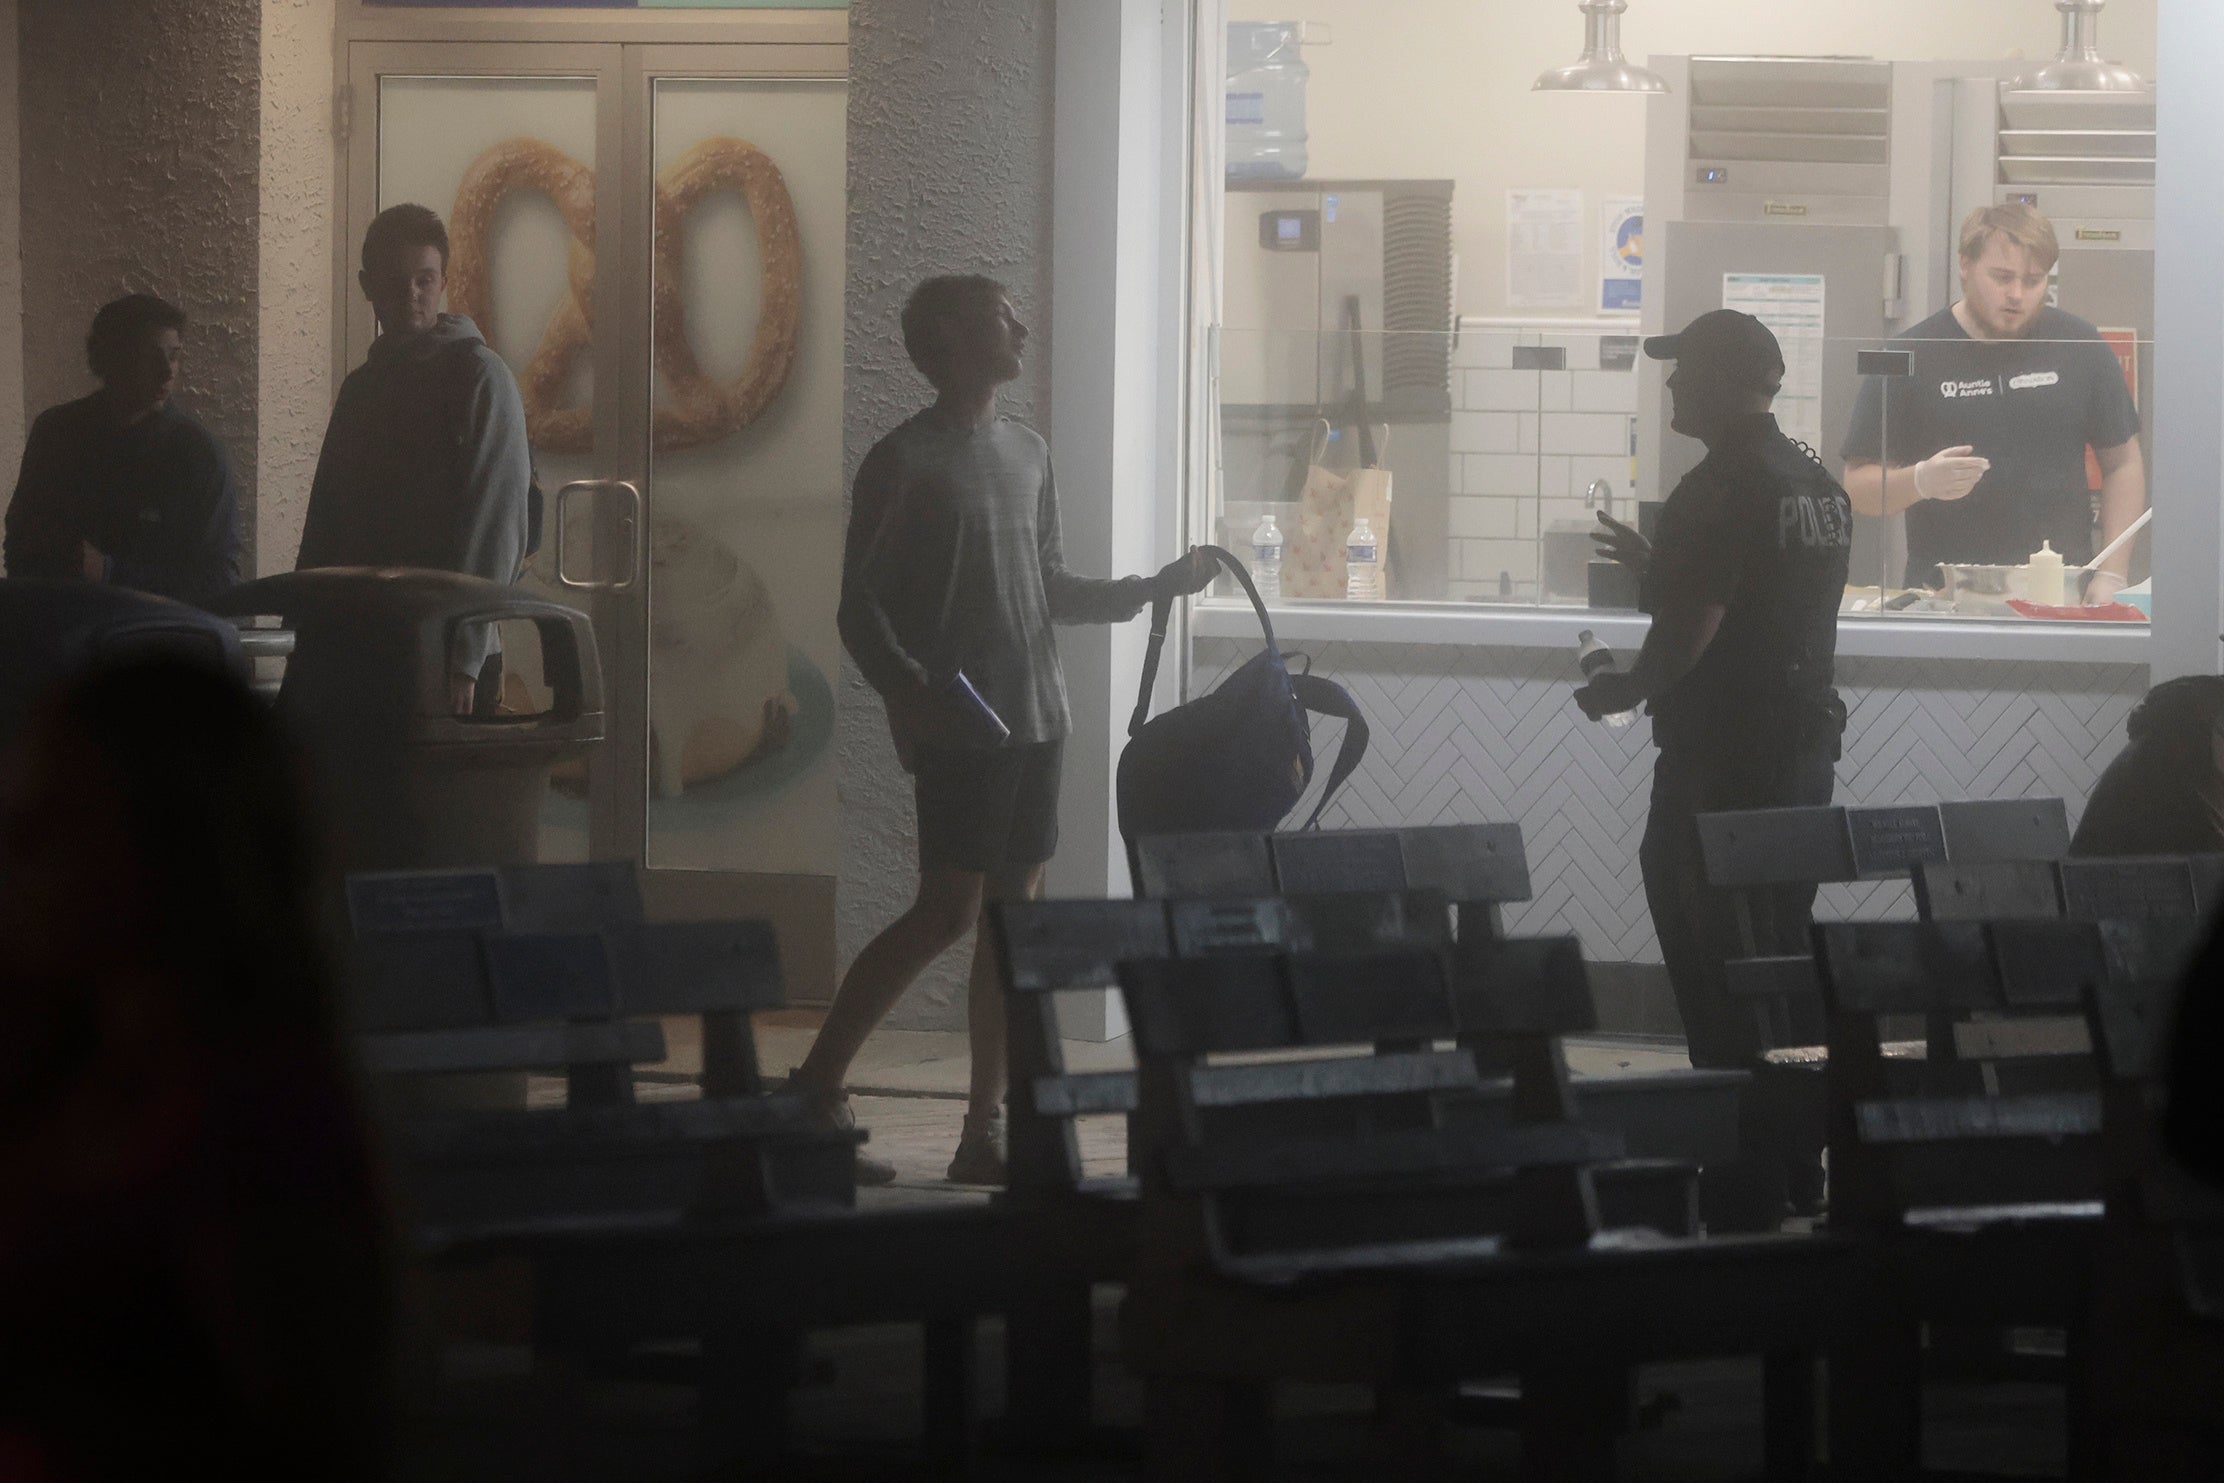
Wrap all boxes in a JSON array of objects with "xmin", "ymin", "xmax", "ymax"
[{"xmin": 1913, "ymin": 445, "xmax": 1991, "ymax": 503}]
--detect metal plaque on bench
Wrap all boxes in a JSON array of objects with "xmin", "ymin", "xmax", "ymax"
[
  {"xmin": 1169, "ymin": 898, "xmax": 1289, "ymax": 956},
  {"xmin": 347, "ymin": 869, "xmax": 504, "ymax": 936},
  {"xmin": 1847, "ymin": 805, "xmax": 1948, "ymax": 879}
]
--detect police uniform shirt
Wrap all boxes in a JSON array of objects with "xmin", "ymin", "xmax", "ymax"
[
  {"xmin": 1643, "ymin": 413, "xmax": 1852, "ymax": 749},
  {"xmin": 1840, "ymin": 305, "xmax": 2139, "ymax": 584}
]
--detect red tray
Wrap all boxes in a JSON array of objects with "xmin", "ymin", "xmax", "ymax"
[{"xmin": 2004, "ymin": 599, "xmax": 2148, "ymax": 622}]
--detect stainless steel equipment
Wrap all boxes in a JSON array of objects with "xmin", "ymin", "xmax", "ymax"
[
  {"xmin": 1221, "ymin": 178, "xmax": 1455, "ymax": 598},
  {"xmin": 1640, "ymin": 53, "xmax": 2157, "ymax": 596}
]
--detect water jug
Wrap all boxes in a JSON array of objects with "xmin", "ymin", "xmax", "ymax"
[{"xmin": 1227, "ymin": 21, "xmax": 1308, "ymax": 182}]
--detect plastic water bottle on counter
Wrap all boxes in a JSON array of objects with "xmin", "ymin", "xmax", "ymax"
[
  {"xmin": 1576, "ymin": 629, "xmax": 1635, "ymax": 730},
  {"xmin": 1250, "ymin": 512, "xmax": 1284, "ymax": 599},
  {"xmin": 1345, "ymin": 517, "xmax": 1382, "ymax": 601}
]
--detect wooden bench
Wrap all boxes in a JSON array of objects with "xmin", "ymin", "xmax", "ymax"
[
  {"xmin": 1138, "ymin": 824, "xmax": 1746, "ymax": 1169},
  {"xmin": 989, "ymin": 876, "xmax": 1513, "ymax": 1451},
  {"xmin": 1917, "ymin": 852, "xmax": 2224, "ymax": 926},
  {"xmin": 1117, "ymin": 909, "xmax": 1860, "ymax": 1481},
  {"xmin": 1814, "ymin": 916, "xmax": 2114, "ymax": 1478},
  {"xmin": 346, "ymin": 863, "xmax": 1012, "ymax": 1476},
  {"xmin": 2080, "ymin": 916, "xmax": 2224, "ymax": 1477},
  {"xmin": 1696, "ymin": 799, "xmax": 2072, "ymax": 1224}
]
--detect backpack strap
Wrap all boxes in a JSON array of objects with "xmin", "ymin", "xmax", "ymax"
[
  {"xmin": 1289, "ymin": 671, "xmax": 1369, "ymax": 830},
  {"xmin": 1129, "ymin": 545, "xmax": 1274, "ymax": 738}
]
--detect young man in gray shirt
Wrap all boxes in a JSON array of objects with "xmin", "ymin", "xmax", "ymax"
[
  {"xmin": 296, "ymin": 204, "xmax": 532, "ymax": 716},
  {"xmin": 800, "ymin": 275, "xmax": 1211, "ymax": 1184}
]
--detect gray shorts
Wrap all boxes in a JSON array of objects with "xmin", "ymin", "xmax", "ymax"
[{"xmin": 912, "ymin": 740, "xmax": 1064, "ymax": 873}]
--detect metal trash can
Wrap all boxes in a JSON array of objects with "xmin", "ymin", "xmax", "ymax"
[
  {"xmin": 209, "ymin": 568, "xmax": 603, "ymax": 872},
  {"xmin": 0, "ymin": 580, "xmax": 248, "ymax": 754}
]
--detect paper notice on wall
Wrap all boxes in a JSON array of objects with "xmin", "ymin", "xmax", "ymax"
[
  {"xmin": 1507, "ymin": 189, "xmax": 1584, "ymax": 309},
  {"xmin": 1723, "ymin": 272, "xmax": 1826, "ymax": 452},
  {"xmin": 1600, "ymin": 198, "xmax": 1643, "ymax": 314}
]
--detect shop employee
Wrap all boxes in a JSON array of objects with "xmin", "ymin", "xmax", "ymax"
[{"xmin": 1841, "ymin": 203, "xmax": 2143, "ymax": 598}]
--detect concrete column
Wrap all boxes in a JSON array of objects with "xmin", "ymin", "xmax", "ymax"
[
  {"xmin": 2150, "ymin": 0, "xmax": 2224, "ymax": 680},
  {"xmin": 260, "ymin": 0, "xmax": 339, "ymax": 577},
  {"xmin": 1048, "ymin": 0, "xmax": 1193, "ymax": 1039},
  {"xmin": 17, "ymin": 0, "xmax": 263, "ymax": 571},
  {"xmin": 0, "ymin": 0, "xmax": 22, "ymax": 492}
]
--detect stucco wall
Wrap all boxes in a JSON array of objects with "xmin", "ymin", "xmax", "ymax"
[
  {"xmin": 17, "ymin": 0, "xmax": 263, "ymax": 570},
  {"xmin": 259, "ymin": 0, "xmax": 337, "ymax": 576},
  {"xmin": 0, "ymin": 0, "xmax": 23, "ymax": 489},
  {"xmin": 840, "ymin": 0, "xmax": 1057, "ymax": 1028}
]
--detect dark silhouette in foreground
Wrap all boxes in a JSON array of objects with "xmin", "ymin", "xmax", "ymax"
[{"xmin": 0, "ymin": 659, "xmax": 395, "ymax": 1480}]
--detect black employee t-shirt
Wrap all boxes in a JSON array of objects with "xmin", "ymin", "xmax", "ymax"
[
  {"xmin": 1840, "ymin": 305, "xmax": 2140, "ymax": 585},
  {"xmin": 1644, "ymin": 413, "xmax": 1852, "ymax": 750}
]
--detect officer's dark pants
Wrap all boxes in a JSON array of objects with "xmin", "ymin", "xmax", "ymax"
[{"xmin": 1640, "ymin": 722, "xmax": 1839, "ymax": 1227}]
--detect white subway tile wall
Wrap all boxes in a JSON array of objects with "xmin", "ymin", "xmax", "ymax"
[
  {"xmin": 1461, "ymin": 452, "xmax": 1542, "ymax": 495},
  {"xmin": 1439, "ymin": 321, "xmax": 1644, "ymax": 602},
  {"xmin": 1539, "ymin": 412, "xmax": 1631, "ymax": 458}
]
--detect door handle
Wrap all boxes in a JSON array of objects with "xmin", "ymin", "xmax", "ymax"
[{"xmin": 553, "ymin": 479, "xmax": 643, "ymax": 592}]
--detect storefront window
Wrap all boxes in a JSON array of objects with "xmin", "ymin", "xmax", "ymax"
[{"xmin": 1194, "ymin": 4, "xmax": 2160, "ymax": 633}]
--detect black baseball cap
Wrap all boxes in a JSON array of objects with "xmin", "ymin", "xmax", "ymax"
[{"xmin": 1643, "ymin": 309, "xmax": 1785, "ymax": 389}]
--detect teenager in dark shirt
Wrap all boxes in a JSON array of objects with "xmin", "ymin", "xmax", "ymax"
[
  {"xmin": 800, "ymin": 275, "xmax": 1212, "ymax": 1185},
  {"xmin": 1582, "ymin": 309, "xmax": 1852, "ymax": 1229},
  {"xmin": 3, "ymin": 295, "xmax": 241, "ymax": 608},
  {"xmin": 1842, "ymin": 204, "xmax": 2143, "ymax": 595}
]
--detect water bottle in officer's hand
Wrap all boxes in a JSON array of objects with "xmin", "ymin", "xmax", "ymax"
[
  {"xmin": 1575, "ymin": 629, "xmax": 1635, "ymax": 730},
  {"xmin": 1345, "ymin": 516, "xmax": 1382, "ymax": 602},
  {"xmin": 1250, "ymin": 512, "xmax": 1284, "ymax": 599}
]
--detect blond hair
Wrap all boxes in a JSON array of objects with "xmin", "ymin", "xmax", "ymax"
[{"xmin": 1958, "ymin": 202, "xmax": 2059, "ymax": 271}]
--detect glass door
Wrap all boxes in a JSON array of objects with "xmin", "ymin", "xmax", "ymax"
[
  {"xmin": 630, "ymin": 50, "xmax": 846, "ymax": 990},
  {"xmin": 347, "ymin": 40, "xmax": 847, "ymax": 997}
]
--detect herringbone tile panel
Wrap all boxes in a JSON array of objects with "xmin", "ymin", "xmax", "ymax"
[{"xmin": 1195, "ymin": 639, "xmax": 2146, "ymax": 963}]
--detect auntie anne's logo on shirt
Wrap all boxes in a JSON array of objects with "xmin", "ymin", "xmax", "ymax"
[
  {"xmin": 2007, "ymin": 370, "xmax": 2061, "ymax": 391},
  {"xmin": 1939, "ymin": 378, "xmax": 1995, "ymax": 399}
]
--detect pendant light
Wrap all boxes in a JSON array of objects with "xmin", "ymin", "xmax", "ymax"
[
  {"xmin": 2010, "ymin": 0, "xmax": 2147, "ymax": 93},
  {"xmin": 1533, "ymin": 0, "xmax": 1668, "ymax": 95}
]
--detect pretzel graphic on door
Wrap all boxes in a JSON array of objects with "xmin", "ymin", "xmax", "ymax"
[{"xmin": 447, "ymin": 135, "xmax": 802, "ymax": 454}]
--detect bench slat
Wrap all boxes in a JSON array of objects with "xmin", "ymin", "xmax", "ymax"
[
  {"xmin": 1166, "ymin": 1121, "xmax": 1621, "ymax": 1193},
  {"xmin": 1031, "ymin": 1069, "xmax": 1139, "ymax": 1117},
  {"xmin": 1854, "ymin": 1091, "xmax": 2101, "ymax": 1145},
  {"xmin": 1269, "ymin": 829, "xmax": 1407, "ymax": 895},
  {"xmin": 364, "ymin": 1020, "xmax": 665, "ymax": 1076},
  {"xmin": 1187, "ymin": 1049, "xmax": 1481, "ymax": 1109},
  {"xmin": 1937, "ymin": 798, "xmax": 2072, "ymax": 865},
  {"xmin": 993, "ymin": 899, "xmax": 1169, "ymax": 993},
  {"xmin": 1951, "ymin": 1015, "xmax": 2091, "ymax": 1062},
  {"xmin": 397, "ymin": 1092, "xmax": 831, "ymax": 1158},
  {"xmin": 1135, "ymin": 832, "xmax": 1276, "ymax": 899},
  {"xmin": 611, "ymin": 920, "xmax": 786, "ymax": 1015},
  {"xmin": 1723, "ymin": 955, "xmax": 1819, "ymax": 1003},
  {"xmin": 1398, "ymin": 823, "xmax": 1532, "ymax": 905}
]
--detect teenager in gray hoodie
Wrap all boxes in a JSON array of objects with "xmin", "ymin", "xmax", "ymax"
[{"xmin": 296, "ymin": 204, "xmax": 532, "ymax": 716}]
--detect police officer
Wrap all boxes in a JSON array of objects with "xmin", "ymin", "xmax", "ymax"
[
  {"xmin": 1580, "ymin": 308, "xmax": 1851, "ymax": 1228},
  {"xmin": 1842, "ymin": 203, "xmax": 2143, "ymax": 598}
]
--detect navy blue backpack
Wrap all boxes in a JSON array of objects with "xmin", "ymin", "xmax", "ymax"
[{"xmin": 1115, "ymin": 545, "xmax": 1369, "ymax": 878}]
